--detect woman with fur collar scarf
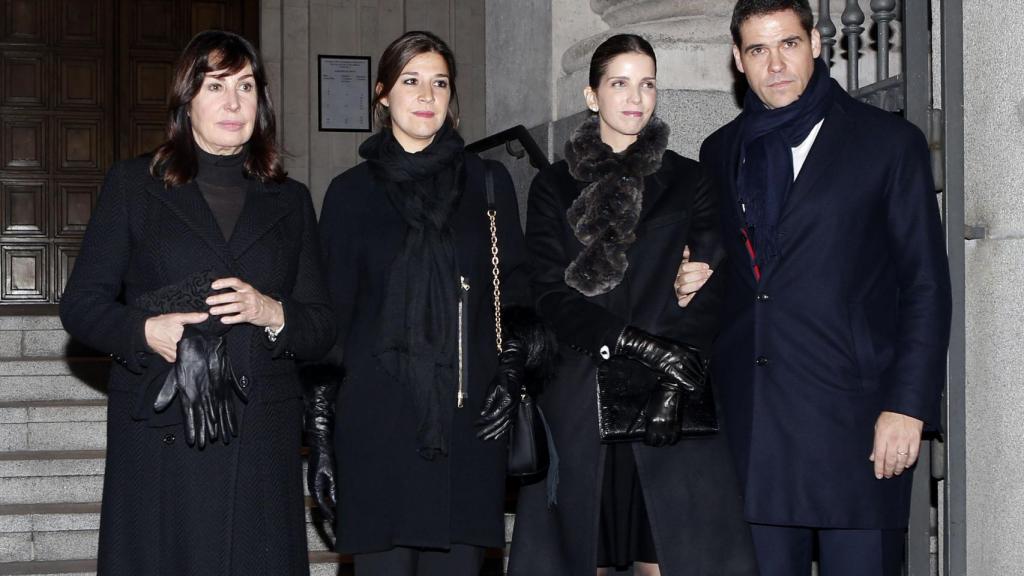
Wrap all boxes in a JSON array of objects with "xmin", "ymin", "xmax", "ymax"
[{"xmin": 507, "ymin": 34, "xmax": 758, "ymax": 576}]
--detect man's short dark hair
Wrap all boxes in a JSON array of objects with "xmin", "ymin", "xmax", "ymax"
[{"xmin": 731, "ymin": 0, "xmax": 815, "ymax": 46}]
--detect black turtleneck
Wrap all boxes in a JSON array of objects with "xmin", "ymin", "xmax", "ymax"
[{"xmin": 196, "ymin": 147, "xmax": 249, "ymax": 241}]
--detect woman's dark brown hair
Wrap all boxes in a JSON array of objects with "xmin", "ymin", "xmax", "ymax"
[
  {"xmin": 588, "ymin": 33, "xmax": 657, "ymax": 90},
  {"xmin": 150, "ymin": 30, "xmax": 285, "ymax": 186},
  {"xmin": 372, "ymin": 30, "xmax": 459, "ymax": 130}
]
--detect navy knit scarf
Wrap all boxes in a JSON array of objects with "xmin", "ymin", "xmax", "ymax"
[{"xmin": 737, "ymin": 57, "xmax": 835, "ymax": 267}]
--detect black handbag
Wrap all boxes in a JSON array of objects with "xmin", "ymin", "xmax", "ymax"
[
  {"xmin": 596, "ymin": 354, "xmax": 718, "ymax": 443},
  {"xmin": 483, "ymin": 165, "xmax": 551, "ymax": 478}
]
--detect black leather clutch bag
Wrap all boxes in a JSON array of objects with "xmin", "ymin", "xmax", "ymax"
[{"xmin": 596, "ymin": 355, "xmax": 718, "ymax": 443}]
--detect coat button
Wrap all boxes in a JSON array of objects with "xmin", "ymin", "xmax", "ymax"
[
  {"xmin": 239, "ymin": 375, "xmax": 249, "ymax": 389},
  {"xmin": 756, "ymin": 293, "xmax": 770, "ymax": 302},
  {"xmin": 162, "ymin": 433, "xmax": 176, "ymax": 445},
  {"xmin": 755, "ymin": 356, "xmax": 769, "ymax": 366}
]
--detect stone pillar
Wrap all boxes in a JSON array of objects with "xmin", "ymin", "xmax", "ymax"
[{"xmin": 962, "ymin": 2, "xmax": 1024, "ymax": 573}]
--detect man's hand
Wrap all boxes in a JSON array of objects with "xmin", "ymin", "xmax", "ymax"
[
  {"xmin": 674, "ymin": 246, "xmax": 713, "ymax": 308},
  {"xmin": 869, "ymin": 411, "xmax": 924, "ymax": 479}
]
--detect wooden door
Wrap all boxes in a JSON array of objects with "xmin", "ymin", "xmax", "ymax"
[
  {"xmin": 0, "ymin": 0, "xmax": 258, "ymax": 306},
  {"xmin": 1, "ymin": 0, "xmax": 113, "ymax": 303}
]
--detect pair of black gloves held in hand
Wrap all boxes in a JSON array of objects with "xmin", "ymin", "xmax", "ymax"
[
  {"xmin": 478, "ymin": 325, "xmax": 706, "ymax": 448},
  {"xmin": 615, "ymin": 326, "xmax": 707, "ymax": 447},
  {"xmin": 138, "ymin": 270, "xmax": 248, "ymax": 449},
  {"xmin": 152, "ymin": 327, "xmax": 247, "ymax": 449}
]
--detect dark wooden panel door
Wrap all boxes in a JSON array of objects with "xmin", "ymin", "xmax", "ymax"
[
  {"xmin": 0, "ymin": 0, "xmax": 112, "ymax": 303},
  {"xmin": 119, "ymin": 0, "xmax": 259, "ymax": 159},
  {"xmin": 0, "ymin": 0, "xmax": 258, "ymax": 305}
]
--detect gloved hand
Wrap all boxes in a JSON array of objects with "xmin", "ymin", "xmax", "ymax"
[
  {"xmin": 615, "ymin": 326, "xmax": 705, "ymax": 392},
  {"xmin": 306, "ymin": 380, "xmax": 338, "ymax": 524},
  {"xmin": 207, "ymin": 335, "xmax": 245, "ymax": 444},
  {"xmin": 643, "ymin": 379, "xmax": 684, "ymax": 447},
  {"xmin": 476, "ymin": 339, "xmax": 527, "ymax": 441},
  {"xmin": 153, "ymin": 329, "xmax": 219, "ymax": 449}
]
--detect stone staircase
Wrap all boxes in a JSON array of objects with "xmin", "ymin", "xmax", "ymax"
[
  {"xmin": 0, "ymin": 313, "xmax": 349, "ymax": 576},
  {"xmin": 0, "ymin": 313, "xmax": 511, "ymax": 575}
]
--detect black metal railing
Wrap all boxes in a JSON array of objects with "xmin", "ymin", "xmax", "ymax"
[
  {"xmin": 466, "ymin": 125, "xmax": 550, "ymax": 170},
  {"xmin": 818, "ymin": 0, "xmax": 906, "ymax": 113}
]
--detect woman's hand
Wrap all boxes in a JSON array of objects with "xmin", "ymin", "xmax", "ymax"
[
  {"xmin": 674, "ymin": 245, "xmax": 713, "ymax": 308},
  {"xmin": 145, "ymin": 312, "xmax": 210, "ymax": 363},
  {"xmin": 206, "ymin": 277, "xmax": 285, "ymax": 330}
]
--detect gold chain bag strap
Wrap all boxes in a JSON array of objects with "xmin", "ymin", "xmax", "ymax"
[
  {"xmin": 483, "ymin": 164, "xmax": 550, "ymax": 478},
  {"xmin": 488, "ymin": 205, "xmax": 502, "ymax": 353}
]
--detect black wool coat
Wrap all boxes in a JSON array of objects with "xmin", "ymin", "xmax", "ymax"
[
  {"xmin": 319, "ymin": 153, "xmax": 530, "ymax": 554},
  {"xmin": 59, "ymin": 156, "xmax": 335, "ymax": 576},
  {"xmin": 701, "ymin": 86, "xmax": 952, "ymax": 530},
  {"xmin": 508, "ymin": 152, "xmax": 758, "ymax": 576}
]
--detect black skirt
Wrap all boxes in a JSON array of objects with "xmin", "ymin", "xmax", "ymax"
[{"xmin": 596, "ymin": 443, "xmax": 658, "ymax": 569}]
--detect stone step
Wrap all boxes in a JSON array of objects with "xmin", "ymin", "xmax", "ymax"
[
  {"xmin": 0, "ymin": 553, "xmax": 349, "ymax": 575},
  {"xmin": 0, "ymin": 362, "xmax": 109, "ymax": 404},
  {"xmin": 0, "ymin": 330, "xmax": 75, "ymax": 361},
  {"xmin": 0, "ymin": 522, "xmax": 334, "ymax": 563},
  {"xmin": 0, "ymin": 402, "xmax": 108, "ymax": 453},
  {"xmin": 0, "ymin": 452, "xmax": 105, "ymax": 506}
]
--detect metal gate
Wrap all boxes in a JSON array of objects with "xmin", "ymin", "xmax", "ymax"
[{"xmin": 814, "ymin": 2, "xmax": 966, "ymax": 574}]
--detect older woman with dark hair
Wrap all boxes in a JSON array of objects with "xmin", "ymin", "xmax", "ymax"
[{"xmin": 59, "ymin": 30, "xmax": 334, "ymax": 576}]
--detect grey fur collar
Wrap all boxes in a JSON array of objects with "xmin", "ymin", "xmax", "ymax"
[{"xmin": 563, "ymin": 114, "xmax": 669, "ymax": 296}]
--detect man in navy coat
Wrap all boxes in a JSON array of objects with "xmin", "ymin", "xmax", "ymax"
[{"xmin": 687, "ymin": 1, "xmax": 952, "ymax": 574}]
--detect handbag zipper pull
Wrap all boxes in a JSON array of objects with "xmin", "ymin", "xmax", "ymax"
[{"xmin": 457, "ymin": 276, "xmax": 470, "ymax": 408}]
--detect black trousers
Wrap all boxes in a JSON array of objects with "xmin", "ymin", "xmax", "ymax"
[
  {"xmin": 353, "ymin": 545, "xmax": 486, "ymax": 576},
  {"xmin": 749, "ymin": 524, "xmax": 904, "ymax": 576}
]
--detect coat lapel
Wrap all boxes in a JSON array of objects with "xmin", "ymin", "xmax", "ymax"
[
  {"xmin": 780, "ymin": 100, "xmax": 851, "ymax": 221},
  {"xmin": 146, "ymin": 180, "xmax": 232, "ymax": 267},
  {"xmin": 227, "ymin": 179, "xmax": 293, "ymax": 259}
]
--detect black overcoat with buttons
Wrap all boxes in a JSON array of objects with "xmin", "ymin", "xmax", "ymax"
[
  {"xmin": 319, "ymin": 153, "xmax": 530, "ymax": 554},
  {"xmin": 507, "ymin": 152, "xmax": 757, "ymax": 576},
  {"xmin": 700, "ymin": 87, "xmax": 951, "ymax": 529},
  {"xmin": 59, "ymin": 156, "xmax": 335, "ymax": 576}
]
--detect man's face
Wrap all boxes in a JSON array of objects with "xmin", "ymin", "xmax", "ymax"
[{"xmin": 732, "ymin": 9, "xmax": 821, "ymax": 109}]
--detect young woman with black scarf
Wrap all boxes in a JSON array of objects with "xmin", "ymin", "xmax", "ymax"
[
  {"xmin": 309, "ymin": 31, "xmax": 548, "ymax": 576},
  {"xmin": 506, "ymin": 34, "xmax": 758, "ymax": 576}
]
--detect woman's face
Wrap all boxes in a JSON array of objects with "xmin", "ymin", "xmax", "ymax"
[
  {"xmin": 190, "ymin": 63, "xmax": 258, "ymax": 155},
  {"xmin": 584, "ymin": 52, "xmax": 657, "ymax": 152},
  {"xmin": 380, "ymin": 51, "xmax": 451, "ymax": 153}
]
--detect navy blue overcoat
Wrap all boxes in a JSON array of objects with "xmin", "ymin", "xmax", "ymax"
[{"xmin": 700, "ymin": 85, "xmax": 952, "ymax": 529}]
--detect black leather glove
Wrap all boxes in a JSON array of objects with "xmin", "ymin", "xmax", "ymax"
[
  {"xmin": 643, "ymin": 379, "xmax": 684, "ymax": 447},
  {"xmin": 476, "ymin": 339, "xmax": 527, "ymax": 441},
  {"xmin": 615, "ymin": 326, "xmax": 705, "ymax": 392},
  {"xmin": 207, "ymin": 335, "xmax": 245, "ymax": 444},
  {"xmin": 306, "ymin": 380, "xmax": 338, "ymax": 524},
  {"xmin": 153, "ymin": 330, "xmax": 219, "ymax": 449}
]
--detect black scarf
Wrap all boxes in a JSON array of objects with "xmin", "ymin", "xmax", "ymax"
[
  {"xmin": 359, "ymin": 122, "xmax": 466, "ymax": 460},
  {"xmin": 737, "ymin": 57, "xmax": 835, "ymax": 268},
  {"xmin": 563, "ymin": 114, "xmax": 669, "ymax": 296}
]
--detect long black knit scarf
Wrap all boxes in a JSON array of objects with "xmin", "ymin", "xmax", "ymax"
[
  {"xmin": 737, "ymin": 57, "xmax": 835, "ymax": 267},
  {"xmin": 563, "ymin": 114, "xmax": 669, "ymax": 296},
  {"xmin": 359, "ymin": 122, "xmax": 465, "ymax": 460}
]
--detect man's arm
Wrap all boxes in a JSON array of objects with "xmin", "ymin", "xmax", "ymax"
[{"xmin": 869, "ymin": 126, "xmax": 952, "ymax": 480}]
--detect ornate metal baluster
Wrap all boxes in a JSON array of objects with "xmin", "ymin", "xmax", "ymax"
[
  {"xmin": 870, "ymin": 0, "xmax": 896, "ymax": 81},
  {"xmin": 817, "ymin": 0, "xmax": 837, "ymax": 65},
  {"xmin": 842, "ymin": 0, "xmax": 865, "ymax": 91}
]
